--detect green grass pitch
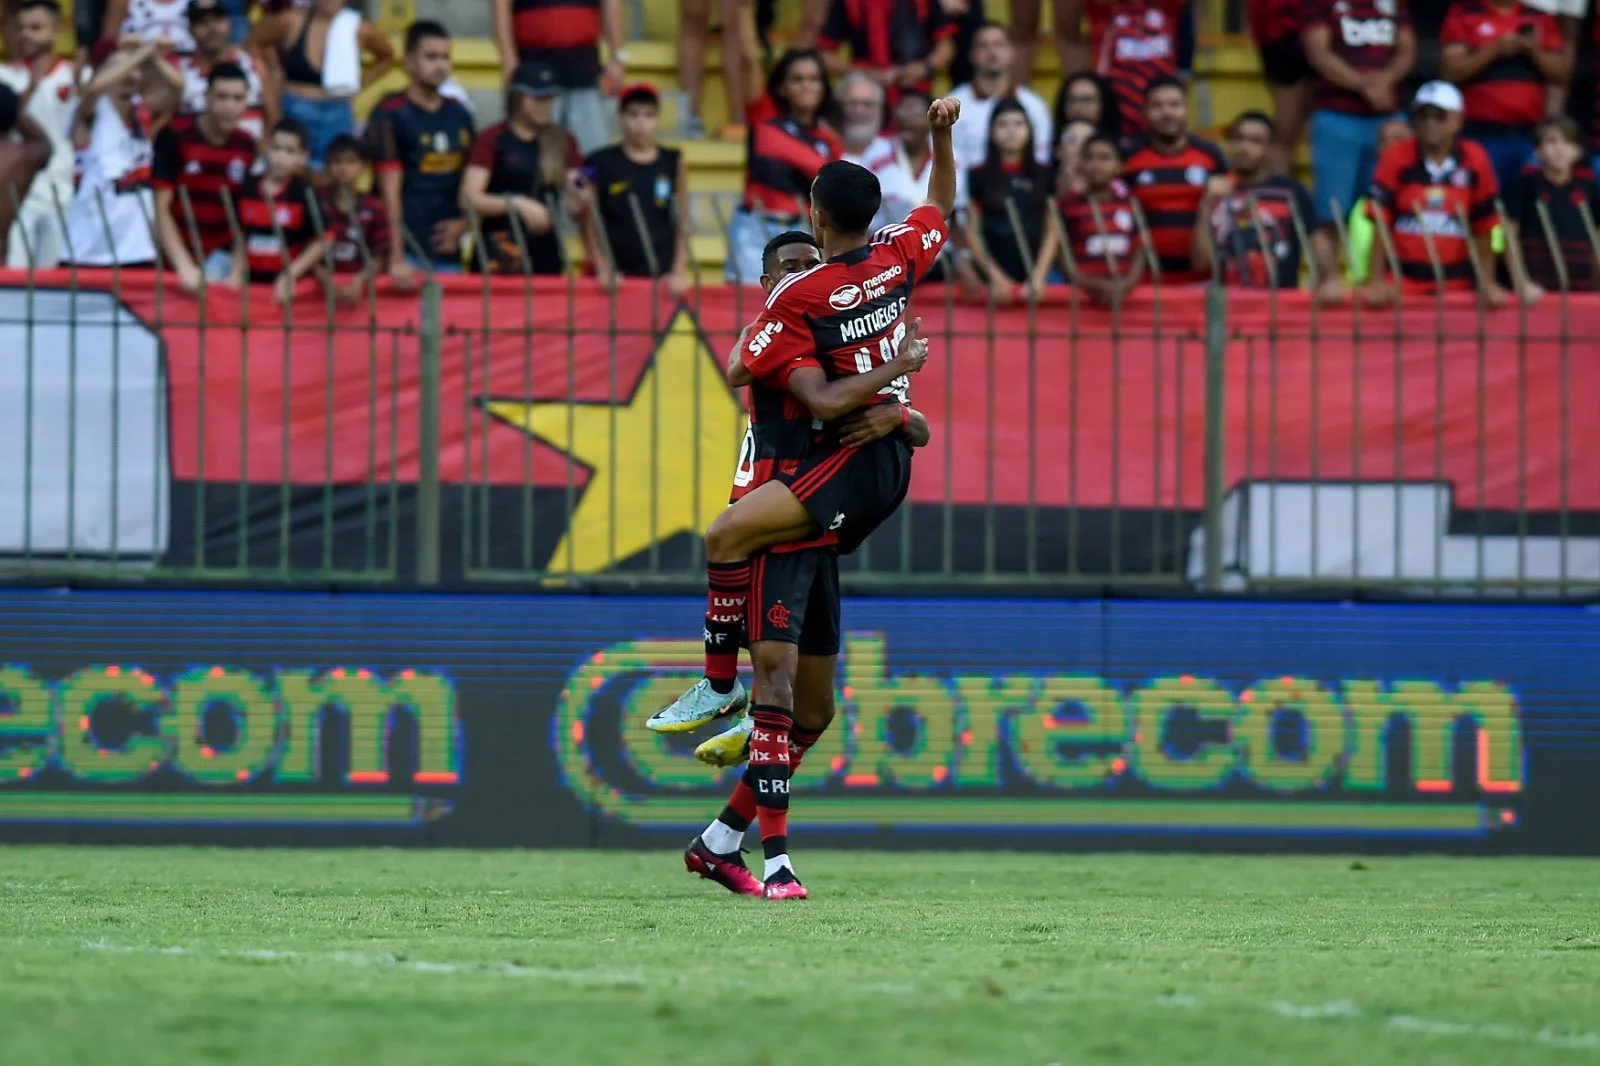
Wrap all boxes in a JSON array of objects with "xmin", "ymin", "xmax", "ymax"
[{"xmin": 2, "ymin": 847, "xmax": 1597, "ymax": 1065}]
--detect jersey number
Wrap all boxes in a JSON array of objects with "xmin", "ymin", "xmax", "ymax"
[
  {"xmin": 732, "ymin": 424, "xmax": 756, "ymax": 487},
  {"xmin": 853, "ymin": 322, "xmax": 911, "ymax": 405}
]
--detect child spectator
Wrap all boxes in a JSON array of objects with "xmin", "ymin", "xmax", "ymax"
[
  {"xmin": 728, "ymin": 48, "xmax": 840, "ymax": 283},
  {"xmin": 816, "ymin": 0, "xmax": 956, "ymax": 111},
  {"xmin": 319, "ymin": 133, "xmax": 388, "ymax": 304},
  {"xmin": 949, "ymin": 22, "xmax": 1053, "ymax": 175},
  {"xmin": 583, "ymin": 83, "xmax": 689, "ymax": 293},
  {"xmin": 965, "ymin": 97, "xmax": 1056, "ymax": 303},
  {"xmin": 0, "ymin": 0, "xmax": 77, "ymax": 268},
  {"xmin": 1364, "ymin": 80, "xmax": 1508, "ymax": 306},
  {"xmin": 177, "ymin": 0, "xmax": 270, "ymax": 141},
  {"xmin": 367, "ymin": 20, "xmax": 475, "ymax": 285},
  {"xmin": 1057, "ymin": 133, "xmax": 1146, "ymax": 304},
  {"xmin": 491, "ymin": 0, "xmax": 624, "ymax": 154},
  {"xmin": 458, "ymin": 59, "xmax": 578, "ymax": 277},
  {"xmin": 1506, "ymin": 115, "xmax": 1600, "ymax": 297},
  {"xmin": 1302, "ymin": 0, "xmax": 1415, "ymax": 224},
  {"xmin": 1122, "ymin": 76, "xmax": 1226, "ymax": 284},
  {"xmin": 229, "ymin": 118, "xmax": 322, "ymax": 303},
  {"xmin": 151, "ymin": 62, "xmax": 256, "ymax": 293},
  {"xmin": 1051, "ymin": 70, "xmax": 1121, "ymax": 143},
  {"xmin": 1193, "ymin": 111, "xmax": 1345, "ymax": 303},
  {"xmin": 1439, "ymin": 0, "xmax": 1568, "ymax": 198},
  {"xmin": 1095, "ymin": 0, "xmax": 1181, "ymax": 138}
]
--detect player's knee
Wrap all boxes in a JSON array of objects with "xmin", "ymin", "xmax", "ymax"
[
  {"xmin": 703, "ymin": 511, "xmax": 747, "ymax": 563},
  {"xmin": 793, "ymin": 691, "xmax": 835, "ymax": 732},
  {"xmin": 751, "ymin": 644, "xmax": 798, "ymax": 708}
]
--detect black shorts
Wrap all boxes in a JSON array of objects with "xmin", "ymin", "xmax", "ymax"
[
  {"xmin": 778, "ymin": 435, "xmax": 913, "ymax": 557},
  {"xmin": 744, "ymin": 548, "xmax": 840, "ymax": 656},
  {"xmin": 1258, "ymin": 32, "xmax": 1308, "ymax": 88}
]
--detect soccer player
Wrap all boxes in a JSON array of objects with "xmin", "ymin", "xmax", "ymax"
[
  {"xmin": 652, "ymin": 96, "xmax": 963, "ymax": 896},
  {"xmin": 682, "ymin": 231, "xmax": 932, "ymax": 901}
]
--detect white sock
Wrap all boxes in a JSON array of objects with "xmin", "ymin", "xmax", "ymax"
[
  {"xmin": 700, "ymin": 819, "xmax": 744, "ymax": 855},
  {"xmin": 763, "ymin": 854, "xmax": 793, "ymax": 880}
]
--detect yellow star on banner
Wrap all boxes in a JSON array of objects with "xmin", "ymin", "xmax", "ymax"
[{"xmin": 482, "ymin": 308, "xmax": 746, "ymax": 574}]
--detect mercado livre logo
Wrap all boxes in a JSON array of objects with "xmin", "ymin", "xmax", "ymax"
[
  {"xmin": 0, "ymin": 664, "xmax": 461, "ymax": 829},
  {"xmin": 555, "ymin": 636, "xmax": 1524, "ymax": 840}
]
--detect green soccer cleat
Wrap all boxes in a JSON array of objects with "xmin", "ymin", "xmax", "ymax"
[
  {"xmin": 645, "ymin": 677, "xmax": 748, "ymax": 733},
  {"xmin": 694, "ymin": 714, "xmax": 752, "ymax": 767}
]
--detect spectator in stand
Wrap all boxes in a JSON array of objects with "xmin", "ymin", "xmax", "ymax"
[
  {"xmin": 866, "ymin": 86, "xmax": 933, "ymax": 229},
  {"xmin": 1302, "ymin": 0, "xmax": 1415, "ymax": 225},
  {"xmin": 0, "ymin": 0, "xmax": 77, "ymax": 268},
  {"xmin": 1054, "ymin": 118, "xmax": 1098, "ymax": 197},
  {"xmin": 229, "ymin": 118, "xmax": 323, "ymax": 301},
  {"xmin": 178, "ymin": 0, "xmax": 271, "ymax": 142},
  {"xmin": 0, "ymin": 85, "xmax": 53, "ymax": 266},
  {"xmin": 1439, "ymin": 0, "xmax": 1568, "ymax": 198},
  {"xmin": 106, "ymin": 0, "xmax": 194, "ymax": 52},
  {"xmin": 1057, "ymin": 133, "xmax": 1146, "ymax": 304},
  {"xmin": 949, "ymin": 22, "xmax": 1052, "ymax": 176},
  {"xmin": 152, "ymin": 63, "xmax": 256, "ymax": 292},
  {"xmin": 1095, "ymin": 0, "xmax": 1182, "ymax": 139},
  {"xmin": 493, "ymin": 0, "xmax": 623, "ymax": 155},
  {"xmin": 1247, "ymin": 0, "xmax": 1312, "ymax": 176},
  {"xmin": 678, "ymin": 0, "xmax": 755, "ymax": 139},
  {"xmin": 459, "ymin": 60, "xmax": 578, "ymax": 277},
  {"xmin": 583, "ymin": 83, "xmax": 690, "ymax": 294},
  {"xmin": 319, "ymin": 133, "xmax": 388, "ymax": 303},
  {"xmin": 367, "ymin": 20, "xmax": 475, "ymax": 285},
  {"xmin": 1343, "ymin": 114, "xmax": 1412, "ymax": 283},
  {"xmin": 728, "ymin": 47, "xmax": 840, "ymax": 283},
  {"xmin": 816, "ymin": 0, "xmax": 956, "ymax": 111},
  {"xmin": 965, "ymin": 98, "xmax": 1057, "ymax": 303},
  {"xmin": 1052, "ymin": 70, "xmax": 1121, "ymax": 143},
  {"xmin": 1364, "ymin": 80, "xmax": 1508, "ymax": 306},
  {"xmin": 1123, "ymin": 76, "xmax": 1226, "ymax": 284},
  {"xmin": 252, "ymin": 0, "xmax": 395, "ymax": 170},
  {"xmin": 1193, "ymin": 111, "xmax": 1345, "ymax": 302},
  {"xmin": 837, "ymin": 70, "xmax": 890, "ymax": 163},
  {"xmin": 1053, "ymin": 0, "xmax": 1187, "ymax": 92},
  {"xmin": 65, "ymin": 38, "xmax": 180, "ymax": 268},
  {"xmin": 1507, "ymin": 115, "xmax": 1600, "ymax": 297}
]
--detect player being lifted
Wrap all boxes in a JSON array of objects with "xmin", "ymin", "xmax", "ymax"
[
  {"xmin": 652, "ymin": 96, "xmax": 962, "ymax": 898},
  {"xmin": 680, "ymin": 230, "xmax": 932, "ymax": 901}
]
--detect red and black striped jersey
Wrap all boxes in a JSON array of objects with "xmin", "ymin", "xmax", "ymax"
[
  {"xmin": 320, "ymin": 191, "xmax": 389, "ymax": 274},
  {"xmin": 1058, "ymin": 181, "xmax": 1144, "ymax": 279},
  {"xmin": 1078, "ymin": 0, "xmax": 1188, "ymax": 54},
  {"xmin": 740, "ymin": 204, "xmax": 948, "ymax": 414},
  {"xmin": 1367, "ymin": 136, "xmax": 1499, "ymax": 291},
  {"xmin": 234, "ymin": 175, "xmax": 316, "ymax": 282},
  {"xmin": 1439, "ymin": 0, "xmax": 1561, "ymax": 136},
  {"xmin": 743, "ymin": 116, "xmax": 843, "ymax": 219},
  {"xmin": 816, "ymin": 0, "xmax": 957, "ymax": 104},
  {"xmin": 1507, "ymin": 165, "xmax": 1600, "ymax": 293},
  {"xmin": 510, "ymin": 0, "xmax": 601, "ymax": 84},
  {"xmin": 1302, "ymin": 0, "xmax": 1411, "ymax": 115},
  {"xmin": 1206, "ymin": 175, "xmax": 1319, "ymax": 288},
  {"xmin": 1095, "ymin": 0, "xmax": 1180, "ymax": 138},
  {"xmin": 730, "ymin": 382, "xmax": 817, "ymax": 504},
  {"xmin": 1122, "ymin": 136, "xmax": 1226, "ymax": 283},
  {"xmin": 150, "ymin": 115, "xmax": 256, "ymax": 255}
]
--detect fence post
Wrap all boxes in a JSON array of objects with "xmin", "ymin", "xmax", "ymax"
[
  {"xmin": 1202, "ymin": 283, "xmax": 1227, "ymax": 592},
  {"xmin": 417, "ymin": 279, "xmax": 443, "ymax": 585}
]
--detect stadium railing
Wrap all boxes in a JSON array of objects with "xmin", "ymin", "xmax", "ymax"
[{"xmin": 0, "ymin": 181, "xmax": 1596, "ymax": 599}]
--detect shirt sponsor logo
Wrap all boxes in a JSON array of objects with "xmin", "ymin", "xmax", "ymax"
[
  {"xmin": 1114, "ymin": 35, "xmax": 1173, "ymax": 61},
  {"xmin": 829, "ymin": 284, "xmax": 864, "ymax": 310},
  {"xmin": 1338, "ymin": 15, "xmax": 1396, "ymax": 47}
]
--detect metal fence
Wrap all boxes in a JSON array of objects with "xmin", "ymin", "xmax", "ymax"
[{"xmin": 1, "ymin": 179, "xmax": 1596, "ymax": 599}]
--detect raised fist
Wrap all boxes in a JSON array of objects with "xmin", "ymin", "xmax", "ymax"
[{"xmin": 927, "ymin": 97, "xmax": 961, "ymax": 131}]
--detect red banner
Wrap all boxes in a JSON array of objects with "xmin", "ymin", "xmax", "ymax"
[{"xmin": 13, "ymin": 273, "xmax": 1600, "ymax": 518}]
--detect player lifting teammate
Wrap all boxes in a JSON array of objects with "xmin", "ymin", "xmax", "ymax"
[
  {"xmin": 680, "ymin": 231, "xmax": 932, "ymax": 901},
  {"xmin": 652, "ymin": 96, "xmax": 963, "ymax": 898}
]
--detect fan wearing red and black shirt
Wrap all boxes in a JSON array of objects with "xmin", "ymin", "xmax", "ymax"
[
  {"xmin": 815, "ymin": 0, "xmax": 956, "ymax": 111},
  {"xmin": 1058, "ymin": 133, "xmax": 1147, "ymax": 304},
  {"xmin": 1122, "ymin": 76, "xmax": 1226, "ymax": 284},
  {"xmin": 1505, "ymin": 115, "xmax": 1600, "ymax": 298},
  {"xmin": 1438, "ymin": 0, "xmax": 1567, "ymax": 199},
  {"xmin": 319, "ymin": 134, "xmax": 389, "ymax": 305},
  {"xmin": 227, "ymin": 119, "xmax": 323, "ymax": 303},
  {"xmin": 151, "ymin": 62, "xmax": 256, "ymax": 296},
  {"xmin": 1302, "ymin": 0, "xmax": 1415, "ymax": 227},
  {"xmin": 1053, "ymin": 0, "xmax": 1187, "ymax": 80},
  {"xmin": 1193, "ymin": 110, "xmax": 1345, "ymax": 302},
  {"xmin": 1095, "ymin": 0, "xmax": 1181, "ymax": 138},
  {"xmin": 1364, "ymin": 80, "xmax": 1508, "ymax": 306},
  {"xmin": 648, "ymin": 97, "xmax": 964, "ymax": 902}
]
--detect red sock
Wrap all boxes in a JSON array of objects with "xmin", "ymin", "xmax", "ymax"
[
  {"xmin": 704, "ymin": 561, "xmax": 750, "ymax": 689},
  {"xmin": 789, "ymin": 725, "xmax": 826, "ymax": 769},
  {"xmin": 749, "ymin": 705, "xmax": 793, "ymax": 858}
]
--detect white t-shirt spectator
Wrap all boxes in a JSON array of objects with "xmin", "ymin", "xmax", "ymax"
[
  {"xmin": 65, "ymin": 94, "xmax": 157, "ymax": 266},
  {"xmin": 947, "ymin": 82, "xmax": 1053, "ymax": 174},
  {"xmin": 844, "ymin": 132, "xmax": 893, "ymax": 167},
  {"xmin": 866, "ymin": 140, "xmax": 933, "ymax": 233},
  {"xmin": 177, "ymin": 51, "xmax": 266, "ymax": 140},
  {"xmin": 121, "ymin": 0, "xmax": 195, "ymax": 52},
  {"xmin": 0, "ymin": 59, "xmax": 80, "ymax": 219}
]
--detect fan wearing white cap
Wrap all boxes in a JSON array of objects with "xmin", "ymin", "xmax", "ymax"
[{"xmin": 1361, "ymin": 79, "xmax": 1511, "ymax": 310}]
